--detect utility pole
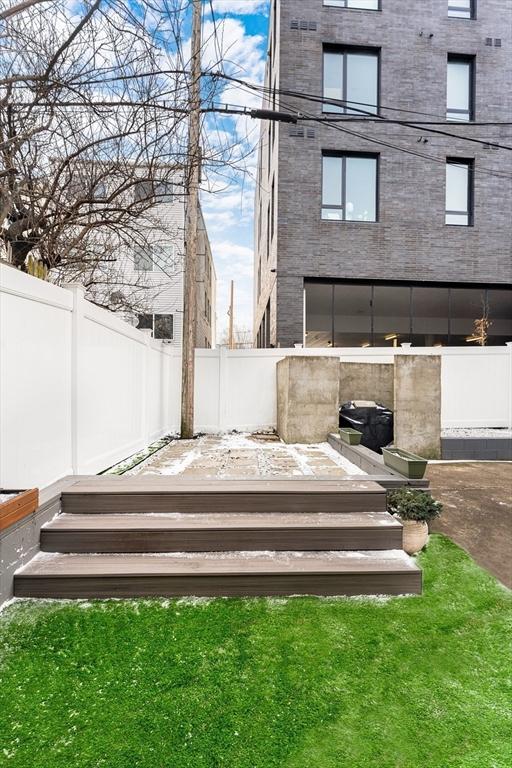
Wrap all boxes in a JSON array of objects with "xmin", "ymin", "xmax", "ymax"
[
  {"xmin": 228, "ymin": 280, "xmax": 234, "ymax": 350},
  {"xmin": 180, "ymin": 0, "xmax": 202, "ymax": 439}
]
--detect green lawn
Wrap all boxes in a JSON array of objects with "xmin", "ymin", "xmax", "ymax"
[{"xmin": 1, "ymin": 535, "xmax": 511, "ymax": 768}]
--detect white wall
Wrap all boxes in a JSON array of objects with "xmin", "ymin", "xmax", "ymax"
[
  {"xmin": 1, "ymin": 263, "xmax": 510, "ymax": 490},
  {"xmin": 165, "ymin": 345, "xmax": 512, "ymax": 434},
  {"xmin": 0, "ymin": 265, "xmax": 175, "ymax": 488}
]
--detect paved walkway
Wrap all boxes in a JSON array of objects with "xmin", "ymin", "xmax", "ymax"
[
  {"xmin": 131, "ymin": 433, "xmax": 363, "ymax": 479},
  {"xmin": 427, "ymin": 462, "xmax": 512, "ymax": 588}
]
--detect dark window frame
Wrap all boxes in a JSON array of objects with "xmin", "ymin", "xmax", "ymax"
[
  {"xmin": 323, "ymin": 44, "xmax": 381, "ymax": 116},
  {"xmin": 137, "ymin": 313, "xmax": 174, "ymax": 340},
  {"xmin": 321, "ymin": 151, "xmax": 380, "ymax": 223},
  {"xmin": 446, "ymin": 157, "xmax": 474, "ymax": 227},
  {"xmin": 448, "ymin": 0, "xmax": 476, "ymax": 20},
  {"xmin": 447, "ymin": 54, "xmax": 475, "ymax": 121}
]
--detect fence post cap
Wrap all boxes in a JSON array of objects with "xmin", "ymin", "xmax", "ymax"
[{"xmin": 66, "ymin": 282, "xmax": 86, "ymax": 296}]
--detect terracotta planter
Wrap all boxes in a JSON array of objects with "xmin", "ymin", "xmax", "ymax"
[{"xmin": 400, "ymin": 519, "xmax": 429, "ymax": 555}]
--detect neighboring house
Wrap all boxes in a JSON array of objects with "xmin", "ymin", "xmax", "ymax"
[
  {"xmin": 124, "ymin": 175, "xmax": 217, "ymax": 349},
  {"xmin": 254, "ymin": 0, "xmax": 512, "ymax": 348}
]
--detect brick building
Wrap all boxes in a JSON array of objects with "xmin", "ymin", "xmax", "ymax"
[{"xmin": 254, "ymin": 0, "xmax": 512, "ymax": 348}]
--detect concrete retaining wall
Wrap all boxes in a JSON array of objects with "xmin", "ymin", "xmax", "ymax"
[
  {"xmin": 327, "ymin": 433, "xmax": 430, "ymax": 489},
  {"xmin": 277, "ymin": 356, "xmax": 339, "ymax": 443},
  {"xmin": 394, "ymin": 355, "xmax": 442, "ymax": 459},
  {"xmin": 339, "ymin": 362, "xmax": 394, "ymax": 409}
]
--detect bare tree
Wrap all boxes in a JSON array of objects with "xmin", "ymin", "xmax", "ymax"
[{"xmin": 0, "ymin": 0, "xmax": 200, "ymax": 311}]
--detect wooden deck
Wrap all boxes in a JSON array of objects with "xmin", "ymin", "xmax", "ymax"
[{"xmin": 15, "ymin": 477, "xmax": 422, "ymax": 598}]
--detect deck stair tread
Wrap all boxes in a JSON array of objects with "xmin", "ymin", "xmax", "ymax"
[
  {"xmin": 62, "ymin": 478, "xmax": 387, "ymax": 515},
  {"xmin": 44, "ymin": 511, "xmax": 400, "ymax": 531},
  {"xmin": 64, "ymin": 478, "xmax": 384, "ymax": 494},
  {"xmin": 17, "ymin": 550, "xmax": 419, "ymax": 577}
]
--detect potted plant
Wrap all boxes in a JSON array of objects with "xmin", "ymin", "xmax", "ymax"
[
  {"xmin": 387, "ymin": 487, "xmax": 442, "ymax": 555},
  {"xmin": 339, "ymin": 427, "xmax": 363, "ymax": 445}
]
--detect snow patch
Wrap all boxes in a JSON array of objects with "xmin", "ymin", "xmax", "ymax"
[{"xmin": 442, "ymin": 428, "xmax": 512, "ymax": 439}]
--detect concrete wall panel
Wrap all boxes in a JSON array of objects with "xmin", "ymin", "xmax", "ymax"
[
  {"xmin": 339, "ymin": 362, "xmax": 394, "ymax": 409},
  {"xmin": 394, "ymin": 354, "xmax": 442, "ymax": 459},
  {"xmin": 277, "ymin": 356, "xmax": 339, "ymax": 442}
]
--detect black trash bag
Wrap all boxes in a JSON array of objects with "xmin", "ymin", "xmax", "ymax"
[{"xmin": 339, "ymin": 401, "xmax": 394, "ymax": 454}]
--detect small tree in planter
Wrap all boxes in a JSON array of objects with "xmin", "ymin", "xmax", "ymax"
[{"xmin": 388, "ymin": 488, "xmax": 442, "ymax": 555}]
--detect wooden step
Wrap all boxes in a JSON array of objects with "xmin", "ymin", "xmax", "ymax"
[
  {"xmin": 61, "ymin": 478, "xmax": 387, "ymax": 515},
  {"xmin": 14, "ymin": 550, "xmax": 421, "ymax": 598},
  {"xmin": 41, "ymin": 512, "xmax": 402, "ymax": 553}
]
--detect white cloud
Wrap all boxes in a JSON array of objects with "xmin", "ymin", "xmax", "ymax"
[
  {"xmin": 211, "ymin": 1, "xmax": 269, "ymax": 15},
  {"xmin": 209, "ymin": 240, "xmax": 255, "ymax": 335}
]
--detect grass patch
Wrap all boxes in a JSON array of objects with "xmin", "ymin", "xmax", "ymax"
[{"xmin": 0, "ymin": 535, "xmax": 511, "ymax": 768}]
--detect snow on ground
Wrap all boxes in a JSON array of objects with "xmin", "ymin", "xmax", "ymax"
[
  {"xmin": 129, "ymin": 432, "xmax": 365, "ymax": 478},
  {"xmin": 441, "ymin": 428, "xmax": 512, "ymax": 438}
]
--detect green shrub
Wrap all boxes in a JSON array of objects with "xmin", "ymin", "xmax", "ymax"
[{"xmin": 388, "ymin": 487, "xmax": 442, "ymax": 523}]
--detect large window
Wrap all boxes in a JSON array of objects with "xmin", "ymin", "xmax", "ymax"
[
  {"xmin": 324, "ymin": 0, "xmax": 380, "ymax": 9},
  {"xmin": 304, "ymin": 281, "xmax": 512, "ymax": 348},
  {"xmin": 334, "ymin": 284, "xmax": 372, "ymax": 347},
  {"xmin": 411, "ymin": 287, "xmax": 450, "ymax": 346},
  {"xmin": 322, "ymin": 153, "xmax": 378, "ymax": 221},
  {"xmin": 323, "ymin": 48, "xmax": 379, "ymax": 115},
  {"xmin": 137, "ymin": 313, "xmax": 174, "ymax": 340},
  {"xmin": 373, "ymin": 285, "xmax": 411, "ymax": 346},
  {"xmin": 448, "ymin": 0, "xmax": 475, "ymax": 19},
  {"xmin": 450, "ymin": 288, "xmax": 486, "ymax": 345},
  {"xmin": 487, "ymin": 290, "xmax": 512, "ymax": 345},
  {"xmin": 447, "ymin": 55, "xmax": 474, "ymax": 121},
  {"xmin": 305, "ymin": 283, "xmax": 333, "ymax": 347},
  {"xmin": 446, "ymin": 159, "xmax": 473, "ymax": 225}
]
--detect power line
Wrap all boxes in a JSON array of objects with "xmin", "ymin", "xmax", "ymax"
[
  {"xmin": 221, "ymin": 78, "xmax": 512, "ymax": 181},
  {"xmin": 210, "ymin": 70, "xmax": 503, "ymax": 124},
  {"xmin": 209, "ymin": 72, "xmax": 512, "ymax": 153}
]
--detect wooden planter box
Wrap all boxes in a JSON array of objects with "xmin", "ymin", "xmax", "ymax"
[
  {"xmin": 0, "ymin": 489, "xmax": 39, "ymax": 531},
  {"xmin": 339, "ymin": 428, "xmax": 363, "ymax": 446},
  {"xmin": 382, "ymin": 448, "xmax": 428, "ymax": 480}
]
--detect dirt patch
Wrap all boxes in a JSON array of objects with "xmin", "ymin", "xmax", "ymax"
[{"xmin": 428, "ymin": 462, "xmax": 512, "ymax": 588}]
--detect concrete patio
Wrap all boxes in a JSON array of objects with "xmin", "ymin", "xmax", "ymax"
[{"xmin": 127, "ymin": 433, "xmax": 364, "ymax": 479}]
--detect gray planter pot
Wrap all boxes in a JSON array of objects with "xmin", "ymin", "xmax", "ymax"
[
  {"xmin": 339, "ymin": 428, "xmax": 363, "ymax": 446},
  {"xmin": 382, "ymin": 448, "xmax": 428, "ymax": 479}
]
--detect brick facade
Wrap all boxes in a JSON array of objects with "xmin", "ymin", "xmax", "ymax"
[{"xmin": 254, "ymin": 0, "xmax": 512, "ymax": 347}]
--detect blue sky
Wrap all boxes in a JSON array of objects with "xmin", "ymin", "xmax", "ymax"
[{"xmin": 200, "ymin": 0, "xmax": 270, "ymax": 340}]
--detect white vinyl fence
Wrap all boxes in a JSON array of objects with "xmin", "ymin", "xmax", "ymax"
[
  {"xmin": 175, "ymin": 345, "xmax": 512, "ymax": 434},
  {"xmin": 0, "ymin": 265, "xmax": 174, "ymax": 488},
  {"xmin": 1, "ymin": 264, "xmax": 511, "ymax": 489}
]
